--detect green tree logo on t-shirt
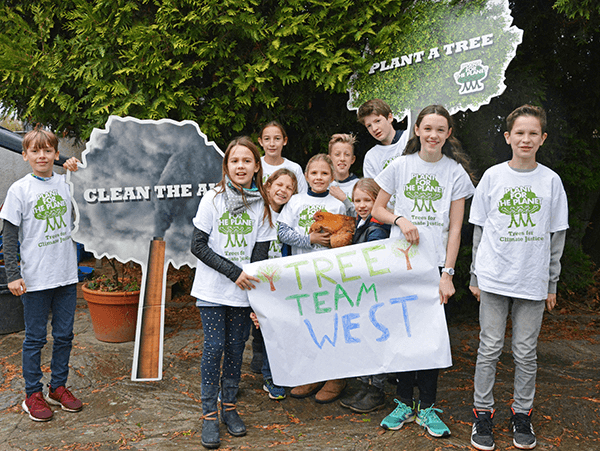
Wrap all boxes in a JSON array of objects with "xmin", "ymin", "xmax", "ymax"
[
  {"xmin": 298, "ymin": 205, "xmax": 324, "ymax": 233},
  {"xmin": 33, "ymin": 190, "xmax": 67, "ymax": 233},
  {"xmin": 382, "ymin": 155, "xmax": 399, "ymax": 171},
  {"xmin": 404, "ymin": 174, "xmax": 443, "ymax": 212},
  {"xmin": 218, "ymin": 211, "xmax": 254, "ymax": 248},
  {"xmin": 498, "ymin": 186, "xmax": 542, "ymax": 228}
]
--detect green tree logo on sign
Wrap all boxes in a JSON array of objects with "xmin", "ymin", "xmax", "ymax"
[
  {"xmin": 391, "ymin": 239, "xmax": 419, "ymax": 271},
  {"xmin": 218, "ymin": 211, "xmax": 254, "ymax": 247},
  {"xmin": 34, "ymin": 190, "xmax": 67, "ymax": 233},
  {"xmin": 404, "ymin": 175, "xmax": 444, "ymax": 212},
  {"xmin": 348, "ymin": 0, "xmax": 522, "ymax": 125},
  {"xmin": 498, "ymin": 187, "xmax": 542, "ymax": 228}
]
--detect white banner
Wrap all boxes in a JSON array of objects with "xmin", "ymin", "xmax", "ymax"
[{"xmin": 244, "ymin": 236, "xmax": 452, "ymax": 387}]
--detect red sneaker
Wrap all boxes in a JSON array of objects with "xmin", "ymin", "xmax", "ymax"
[
  {"xmin": 45, "ymin": 386, "xmax": 83, "ymax": 412},
  {"xmin": 22, "ymin": 392, "xmax": 53, "ymax": 422}
]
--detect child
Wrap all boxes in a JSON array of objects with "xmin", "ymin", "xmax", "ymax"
[
  {"xmin": 0, "ymin": 128, "xmax": 82, "ymax": 422},
  {"xmin": 190, "ymin": 136, "xmax": 275, "ymax": 449},
  {"xmin": 277, "ymin": 154, "xmax": 347, "ymax": 402},
  {"xmin": 372, "ymin": 105, "xmax": 475, "ymax": 438},
  {"xmin": 258, "ymin": 121, "xmax": 308, "ymax": 195},
  {"xmin": 328, "ymin": 133, "xmax": 359, "ymax": 216},
  {"xmin": 339, "ymin": 178, "xmax": 390, "ymax": 413},
  {"xmin": 257, "ymin": 168, "xmax": 298, "ymax": 400},
  {"xmin": 358, "ymin": 99, "xmax": 410, "ymax": 179},
  {"xmin": 469, "ymin": 105, "xmax": 568, "ymax": 451}
]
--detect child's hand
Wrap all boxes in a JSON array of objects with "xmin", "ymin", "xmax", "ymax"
[
  {"xmin": 546, "ymin": 293, "xmax": 557, "ymax": 311},
  {"xmin": 329, "ymin": 186, "xmax": 347, "ymax": 203},
  {"xmin": 235, "ymin": 271, "xmax": 260, "ymax": 290},
  {"xmin": 469, "ymin": 285, "xmax": 481, "ymax": 302},
  {"xmin": 439, "ymin": 274, "xmax": 455, "ymax": 304},
  {"xmin": 250, "ymin": 312, "xmax": 260, "ymax": 329},
  {"xmin": 310, "ymin": 230, "xmax": 331, "ymax": 247},
  {"xmin": 8, "ymin": 278, "xmax": 27, "ymax": 296},
  {"xmin": 396, "ymin": 217, "xmax": 419, "ymax": 244},
  {"xmin": 63, "ymin": 157, "xmax": 81, "ymax": 172}
]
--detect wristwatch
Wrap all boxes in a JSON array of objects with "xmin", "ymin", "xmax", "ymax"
[{"xmin": 441, "ymin": 267, "xmax": 455, "ymax": 276}]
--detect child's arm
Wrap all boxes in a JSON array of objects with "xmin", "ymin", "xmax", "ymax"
[
  {"xmin": 372, "ymin": 188, "xmax": 419, "ymax": 244},
  {"xmin": 439, "ymin": 198, "xmax": 465, "ymax": 304},
  {"xmin": 62, "ymin": 157, "xmax": 81, "ymax": 172},
  {"xmin": 278, "ymin": 222, "xmax": 331, "ymax": 248},
  {"xmin": 547, "ymin": 230, "xmax": 566, "ymax": 311},
  {"xmin": 469, "ymin": 225, "xmax": 483, "ymax": 302},
  {"xmin": 2, "ymin": 221, "xmax": 26, "ymax": 296}
]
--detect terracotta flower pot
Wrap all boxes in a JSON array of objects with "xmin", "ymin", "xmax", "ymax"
[{"xmin": 82, "ymin": 284, "xmax": 140, "ymax": 343}]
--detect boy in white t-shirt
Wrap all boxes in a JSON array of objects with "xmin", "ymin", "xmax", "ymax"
[
  {"xmin": 0, "ymin": 128, "xmax": 82, "ymax": 422},
  {"xmin": 328, "ymin": 133, "xmax": 359, "ymax": 216},
  {"xmin": 357, "ymin": 99, "xmax": 409, "ymax": 179},
  {"xmin": 469, "ymin": 105, "xmax": 569, "ymax": 451}
]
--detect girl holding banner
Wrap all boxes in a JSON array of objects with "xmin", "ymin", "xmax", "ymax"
[
  {"xmin": 190, "ymin": 137, "xmax": 275, "ymax": 449},
  {"xmin": 372, "ymin": 105, "xmax": 475, "ymax": 438}
]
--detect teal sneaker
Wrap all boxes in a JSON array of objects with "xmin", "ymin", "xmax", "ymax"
[
  {"xmin": 380, "ymin": 399, "xmax": 416, "ymax": 430},
  {"xmin": 416, "ymin": 404, "xmax": 451, "ymax": 437}
]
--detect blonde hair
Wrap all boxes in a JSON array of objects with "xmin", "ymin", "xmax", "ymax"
[
  {"xmin": 22, "ymin": 127, "xmax": 58, "ymax": 153},
  {"xmin": 352, "ymin": 178, "xmax": 381, "ymax": 202},
  {"xmin": 328, "ymin": 133, "xmax": 356, "ymax": 154},
  {"xmin": 305, "ymin": 153, "xmax": 334, "ymax": 176}
]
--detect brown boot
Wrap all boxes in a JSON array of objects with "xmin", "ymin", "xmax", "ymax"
[
  {"xmin": 315, "ymin": 379, "xmax": 347, "ymax": 404},
  {"xmin": 290, "ymin": 382, "xmax": 324, "ymax": 399}
]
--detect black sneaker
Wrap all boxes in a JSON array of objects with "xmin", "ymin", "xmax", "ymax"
[
  {"xmin": 511, "ymin": 408, "xmax": 536, "ymax": 449},
  {"xmin": 471, "ymin": 409, "xmax": 495, "ymax": 450}
]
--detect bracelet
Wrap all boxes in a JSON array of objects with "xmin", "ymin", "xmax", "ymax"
[{"xmin": 394, "ymin": 215, "xmax": 402, "ymax": 226}]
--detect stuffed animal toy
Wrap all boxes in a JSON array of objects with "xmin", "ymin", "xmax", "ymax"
[{"xmin": 309, "ymin": 211, "xmax": 355, "ymax": 248}]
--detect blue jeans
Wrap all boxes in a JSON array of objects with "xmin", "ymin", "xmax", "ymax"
[
  {"xmin": 21, "ymin": 284, "xmax": 77, "ymax": 396},
  {"xmin": 198, "ymin": 305, "xmax": 251, "ymax": 387},
  {"xmin": 473, "ymin": 290, "xmax": 545, "ymax": 414}
]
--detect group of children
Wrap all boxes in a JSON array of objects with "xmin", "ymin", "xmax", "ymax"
[{"xmin": 1, "ymin": 99, "xmax": 567, "ymax": 451}]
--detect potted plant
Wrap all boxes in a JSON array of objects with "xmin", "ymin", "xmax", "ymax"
[{"xmin": 82, "ymin": 259, "xmax": 141, "ymax": 343}]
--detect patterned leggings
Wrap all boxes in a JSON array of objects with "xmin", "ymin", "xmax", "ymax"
[{"xmin": 198, "ymin": 305, "xmax": 251, "ymax": 386}]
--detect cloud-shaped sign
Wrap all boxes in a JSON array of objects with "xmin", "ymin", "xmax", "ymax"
[{"xmin": 69, "ymin": 116, "xmax": 224, "ymax": 269}]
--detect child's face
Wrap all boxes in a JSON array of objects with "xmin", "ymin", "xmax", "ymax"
[
  {"xmin": 353, "ymin": 188, "xmax": 375, "ymax": 220},
  {"xmin": 414, "ymin": 113, "xmax": 451, "ymax": 162},
  {"xmin": 23, "ymin": 144, "xmax": 59, "ymax": 178},
  {"xmin": 258, "ymin": 126, "xmax": 288, "ymax": 160},
  {"xmin": 504, "ymin": 115, "xmax": 547, "ymax": 166},
  {"xmin": 267, "ymin": 174, "xmax": 295, "ymax": 212},
  {"xmin": 363, "ymin": 113, "xmax": 395, "ymax": 145},
  {"xmin": 329, "ymin": 142, "xmax": 356, "ymax": 180},
  {"xmin": 227, "ymin": 145, "xmax": 259, "ymax": 189},
  {"xmin": 306, "ymin": 160, "xmax": 333, "ymax": 194}
]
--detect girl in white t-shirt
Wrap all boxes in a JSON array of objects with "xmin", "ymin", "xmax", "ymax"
[
  {"xmin": 258, "ymin": 121, "xmax": 308, "ymax": 194},
  {"xmin": 190, "ymin": 136, "xmax": 274, "ymax": 449},
  {"xmin": 277, "ymin": 154, "xmax": 347, "ymax": 403},
  {"xmin": 372, "ymin": 105, "xmax": 475, "ymax": 438},
  {"xmin": 250, "ymin": 168, "xmax": 298, "ymax": 401}
]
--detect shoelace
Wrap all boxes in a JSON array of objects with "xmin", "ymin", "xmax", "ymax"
[
  {"xmin": 512, "ymin": 413, "xmax": 532, "ymax": 433},
  {"xmin": 29, "ymin": 393, "xmax": 49, "ymax": 410},
  {"xmin": 476, "ymin": 415, "xmax": 494, "ymax": 435},
  {"xmin": 420, "ymin": 405, "xmax": 444, "ymax": 421}
]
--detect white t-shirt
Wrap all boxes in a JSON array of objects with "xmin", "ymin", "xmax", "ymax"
[
  {"xmin": 278, "ymin": 191, "xmax": 346, "ymax": 255},
  {"xmin": 261, "ymin": 157, "xmax": 308, "ymax": 195},
  {"xmin": 0, "ymin": 173, "xmax": 78, "ymax": 291},
  {"xmin": 190, "ymin": 189, "xmax": 276, "ymax": 307},
  {"xmin": 330, "ymin": 174, "xmax": 359, "ymax": 202},
  {"xmin": 363, "ymin": 130, "xmax": 409, "ymax": 179},
  {"xmin": 469, "ymin": 162, "xmax": 569, "ymax": 300},
  {"xmin": 376, "ymin": 153, "xmax": 475, "ymax": 267},
  {"xmin": 268, "ymin": 209, "xmax": 283, "ymax": 259}
]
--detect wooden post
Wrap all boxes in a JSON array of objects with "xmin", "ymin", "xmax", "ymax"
[{"xmin": 132, "ymin": 237, "xmax": 166, "ymax": 381}]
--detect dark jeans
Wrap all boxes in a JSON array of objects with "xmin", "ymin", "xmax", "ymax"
[
  {"xmin": 395, "ymin": 368, "xmax": 440, "ymax": 408},
  {"xmin": 198, "ymin": 305, "xmax": 251, "ymax": 387},
  {"xmin": 21, "ymin": 284, "xmax": 77, "ymax": 395}
]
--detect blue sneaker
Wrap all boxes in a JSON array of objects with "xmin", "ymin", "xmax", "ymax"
[
  {"xmin": 416, "ymin": 403, "xmax": 451, "ymax": 437},
  {"xmin": 263, "ymin": 379, "xmax": 286, "ymax": 400},
  {"xmin": 380, "ymin": 399, "xmax": 416, "ymax": 430}
]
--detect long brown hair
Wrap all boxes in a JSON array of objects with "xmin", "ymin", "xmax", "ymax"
[
  {"xmin": 216, "ymin": 136, "xmax": 272, "ymax": 226},
  {"xmin": 403, "ymin": 105, "xmax": 476, "ymax": 184}
]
